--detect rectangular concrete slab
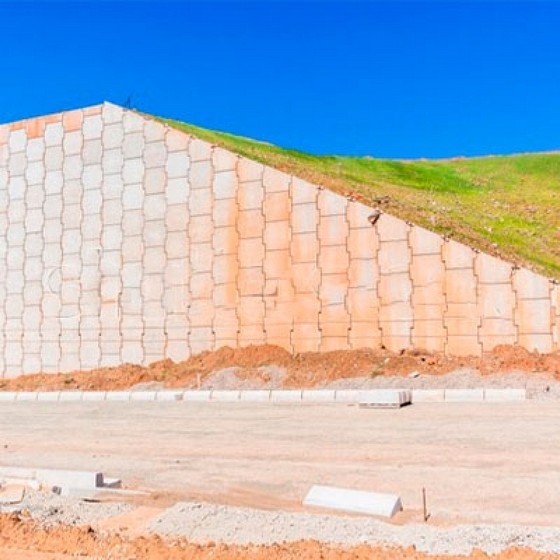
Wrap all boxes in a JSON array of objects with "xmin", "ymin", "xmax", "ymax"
[
  {"xmin": 37, "ymin": 392, "xmax": 61, "ymax": 402},
  {"xmin": 239, "ymin": 390, "xmax": 271, "ymax": 402},
  {"xmin": 444, "ymin": 389, "xmax": 484, "ymax": 402},
  {"xmin": 0, "ymin": 467, "xmax": 103, "ymax": 489},
  {"xmin": 335, "ymin": 390, "xmax": 360, "ymax": 403},
  {"xmin": 0, "ymin": 393, "xmax": 18, "ymax": 402},
  {"xmin": 105, "ymin": 391, "xmax": 132, "ymax": 402},
  {"xmin": 82, "ymin": 391, "xmax": 107, "ymax": 402},
  {"xmin": 155, "ymin": 391, "xmax": 184, "ymax": 402},
  {"xmin": 412, "ymin": 389, "xmax": 445, "ymax": 403},
  {"xmin": 358, "ymin": 390, "xmax": 411, "ymax": 408},
  {"xmin": 301, "ymin": 390, "xmax": 336, "ymax": 402},
  {"xmin": 130, "ymin": 391, "xmax": 158, "ymax": 402},
  {"xmin": 303, "ymin": 484, "xmax": 403, "ymax": 518},
  {"xmin": 183, "ymin": 390, "xmax": 212, "ymax": 402},
  {"xmin": 484, "ymin": 388, "xmax": 526, "ymax": 402},
  {"xmin": 16, "ymin": 392, "xmax": 38, "ymax": 401},
  {"xmin": 211, "ymin": 390, "xmax": 241, "ymax": 402},
  {"xmin": 270, "ymin": 390, "xmax": 303, "ymax": 402}
]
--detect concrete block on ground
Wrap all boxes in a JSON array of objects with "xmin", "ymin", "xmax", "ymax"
[
  {"xmin": 444, "ymin": 389, "xmax": 485, "ymax": 402},
  {"xmin": 239, "ymin": 390, "xmax": 271, "ymax": 402},
  {"xmin": 211, "ymin": 390, "xmax": 241, "ymax": 402},
  {"xmin": 484, "ymin": 388, "xmax": 526, "ymax": 402},
  {"xmin": 129, "ymin": 391, "xmax": 158, "ymax": 402},
  {"xmin": 58, "ymin": 391, "xmax": 85, "ymax": 401},
  {"xmin": 183, "ymin": 390, "xmax": 212, "ymax": 402},
  {"xmin": 301, "ymin": 390, "xmax": 336, "ymax": 402},
  {"xmin": 411, "ymin": 389, "xmax": 445, "ymax": 403},
  {"xmin": 37, "ymin": 392, "xmax": 61, "ymax": 402},
  {"xmin": 0, "ymin": 393, "xmax": 18, "ymax": 402},
  {"xmin": 0, "ymin": 467, "xmax": 103, "ymax": 489},
  {"xmin": 358, "ymin": 390, "xmax": 411, "ymax": 408},
  {"xmin": 270, "ymin": 390, "xmax": 303, "ymax": 403},
  {"xmin": 335, "ymin": 390, "xmax": 361, "ymax": 403},
  {"xmin": 105, "ymin": 391, "xmax": 132, "ymax": 402},
  {"xmin": 81, "ymin": 391, "xmax": 107, "ymax": 402},
  {"xmin": 16, "ymin": 392, "xmax": 38, "ymax": 402},
  {"xmin": 303, "ymin": 484, "xmax": 403, "ymax": 518},
  {"xmin": 155, "ymin": 391, "xmax": 184, "ymax": 402}
]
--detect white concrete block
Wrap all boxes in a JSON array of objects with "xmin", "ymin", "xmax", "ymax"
[
  {"xmin": 358, "ymin": 390, "xmax": 411, "ymax": 408},
  {"xmin": 270, "ymin": 390, "xmax": 303, "ymax": 403},
  {"xmin": 182, "ymin": 390, "xmax": 212, "ymax": 402},
  {"xmin": 105, "ymin": 391, "xmax": 132, "ymax": 402},
  {"xmin": 484, "ymin": 388, "xmax": 526, "ymax": 402},
  {"xmin": 58, "ymin": 392, "xmax": 84, "ymax": 402},
  {"xmin": 303, "ymin": 484, "xmax": 403, "ymax": 518},
  {"xmin": 81, "ymin": 391, "xmax": 107, "ymax": 402},
  {"xmin": 155, "ymin": 391, "xmax": 184, "ymax": 402},
  {"xmin": 0, "ymin": 392, "xmax": 18, "ymax": 402},
  {"xmin": 444, "ymin": 389, "xmax": 485, "ymax": 402},
  {"xmin": 411, "ymin": 389, "xmax": 445, "ymax": 403},
  {"xmin": 239, "ymin": 390, "xmax": 271, "ymax": 402},
  {"xmin": 211, "ymin": 390, "xmax": 240, "ymax": 402},
  {"xmin": 302, "ymin": 390, "xmax": 336, "ymax": 402},
  {"xmin": 36, "ymin": 468, "xmax": 103, "ymax": 489},
  {"xmin": 129, "ymin": 391, "xmax": 158, "ymax": 402},
  {"xmin": 16, "ymin": 392, "xmax": 38, "ymax": 402},
  {"xmin": 37, "ymin": 392, "xmax": 61, "ymax": 402},
  {"xmin": 334, "ymin": 390, "xmax": 361, "ymax": 403}
]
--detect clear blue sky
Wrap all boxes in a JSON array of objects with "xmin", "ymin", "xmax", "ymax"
[{"xmin": 1, "ymin": 1, "xmax": 559, "ymax": 158}]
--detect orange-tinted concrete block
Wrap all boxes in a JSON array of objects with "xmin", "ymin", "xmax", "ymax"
[
  {"xmin": 291, "ymin": 177, "xmax": 318, "ymax": 205},
  {"xmin": 214, "ymin": 170, "xmax": 238, "ymax": 200},
  {"xmin": 189, "ymin": 215, "xmax": 213, "ymax": 244},
  {"xmin": 319, "ymin": 215, "xmax": 348, "ymax": 246},
  {"xmin": 213, "ymin": 198, "xmax": 238, "ymax": 228},
  {"xmin": 62, "ymin": 110, "xmax": 83, "ymax": 132},
  {"xmin": 445, "ymin": 336, "xmax": 482, "ymax": 357},
  {"xmin": 347, "ymin": 227, "xmax": 377, "ymax": 259},
  {"xmin": 264, "ymin": 278, "xmax": 294, "ymax": 302},
  {"xmin": 238, "ymin": 324, "xmax": 266, "ymax": 346},
  {"xmin": 348, "ymin": 322, "xmax": 382, "ymax": 349},
  {"xmin": 291, "ymin": 203, "xmax": 318, "ymax": 234},
  {"xmin": 411, "ymin": 319, "xmax": 446, "ymax": 338},
  {"xmin": 376, "ymin": 214, "xmax": 409, "ymax": 242},
  {"xmin": 378, "ymin": 240, "xmax": 410, "ymax": 275},
  {"xmin": 346, "ymin": 200, "xmax": 375, "ymax": 229},
  {"xmin": 413, "ymin": 303, "xmax": 446, "ymax": 321},
  {"xmin": 190, "ymin": 242, "xmax": 213, "ymax": 273},
  {"xmin": 264, "ymin": 221, "xmax": 291, "ymax": 250},
  {"xmin": 212, "ymin": 147, "xmax": 237, "ymax": 172},
  {"xmin": 264, "ymin": 191, "xmax": 291, "ymax": 222},
  {"xmin": 446, "ymin": 302, "xmax": 478, "ymax": 318},
  {"xmin": 348, "ymin": 259, "xmax": 378, "ymax": 289},
  {"xmin": 319, "ymin": 322, "xmax": 349, "ymax": 338},
  {"xmin": 409, "ymin": 225, "xmax": 443, "ymax": 256},
  {"xmin": 238, "ymin": 181, "xmax": 264, "ymax": 211},
  {"xmin": 442, "ymin": 239, "xmax": 475, "ymax": 269},
  {"xmin": 291, "ymin": 232, "xmax": 319, "ymax": 264},
  {"xmin": 475, "ymin": 253, "xmax": 513, "ymax": 284},
  {"xmin": 346, "ymin": 288, "xmax": 378, "ymax": 321},
  {"xmin": 213, "ymin": 283, "xmax": 239, "ymax": 308},
  {"xmin": 378, "ymin": 302, "xmax": 413, "ymax": 323},
  {"xmin": 213, "ymin": 307, "xmax": 238, "ymax": 328},
  {"xmin": 264, "ymin": 249, "xmax": 290, "ymax": 279},
  {"xmin": 292, "ymin": 294, "xmax": 320, "ymax": 322},
  {"xmin": 319, "ymin": 245, "xmax": 349, "ymax": 274},
  {"xmin": 412, "ymin": 285, "xmax": 446, "ymax": 306},
  {"xmin": 189, "ymin": 327, "xmax": 215, "ymax": 354},
  {"xmin": 513, "ymin": 268, "xmax": 552, "ymax": 300},
  {"xmin": 188, "ymin": 188, "xmax": 213, "ymax": 217},
  {"xmin": 444, "ymin": 317, "xmax": 480, "ymax": 337},
  {"xmin": 292, "ymin": 323, "xmax": 321, "ymax": 353},
  {"xmin": 480, "ymin": 334, "xmax": 518, "ymax": 353},
  {"xmin": 238, "ymin": 296, "xmax": 265, "ymax": 325},
  {"xmin": 515, "ymin": 298, "xmax": 553, "ymax": 334},
  {"xmin": 263, "ymin": 167, "xmax": 290, "ymax": 193},
  {"xmin": 318, "ymin": 189, "xmax": 346, "ymax": 216},
  {"xmin": 238, "ymin": 209, "xmax": 265, "ymax": 239},
  {"xmin": 378, "ymin": 273, "xmax": 413, "ymax": 305},
  {"xmin": 518, "ymin": 333, "xmax": 553, "ymax": 354},
  {"xmin": 238, "ymin": 238, "xmax": 265, "ymax": 267},
  {"xmin": 213, "ymin": 226, "xmax": 238, "ymax": 256},
  {"xmin": 25, "ymin": 118, "xmax": 45, "ymax": 139},
  {"xmin": 445, "ymin": 269, "xmax": 477, "ymax": 303},
  {"xmin": 479, "ymin": 318, "xmax": 517, "ymax": 337},
  {"xmin": 165, "ymin": 128, "xmax": 190, "ymax": 152},
  {"xmin": 478, "ymin": 284, "xmax": 515, "ymax": 319},
  {"xmin": 319, "ymin": 273, "xmax": 347, "ymax": 306},
  {"xmin": 237, "ymin": 157, "xmax": 264, "ymax": 182},
  {"xmin": 320, "ymin": 336, "xmax": 349, "ymax": 352},
  {"xmin": 291, "ymin": 262, "xmax": 320, "ymax": 294},
  {"xmin": 410, "ymin": 254, "xmax": 444, "ymax": 286},
  {"xmin": 190, "ymin": 272, "xmax": 213, "ymax": 299},
  {"xmin": 189, "ymin": 138, "xmax": 212, "ymax": 162},
  {"xmin": 188, "ymin": 299, "xmax": 214, "ymax": 328},
  {"xmin": 265, "ymin": 304, "xmax": 294, "ymax": 325},
  {"xmin": 238, "ymin": 267, "xmax": 264, "ymax": 296}
]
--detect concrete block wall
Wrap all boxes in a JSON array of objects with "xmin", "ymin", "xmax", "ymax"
[{"xmin": 0, "ymin": 102, "xmax": 558, "ymax": 377}]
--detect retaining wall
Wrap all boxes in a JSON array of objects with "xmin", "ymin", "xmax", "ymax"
[{"xmin": 0, "ymin": 102, "xmax": 558, "ymax": 377}]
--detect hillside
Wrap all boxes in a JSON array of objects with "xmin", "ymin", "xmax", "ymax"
[{"xmin": 156, "ymin": 115, "xmax": 560, "ymax": 278}]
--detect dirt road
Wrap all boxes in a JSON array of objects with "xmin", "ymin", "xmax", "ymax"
[{"xmin": 1, "ymin": 401, "xmax": 559, "ymax": 527}]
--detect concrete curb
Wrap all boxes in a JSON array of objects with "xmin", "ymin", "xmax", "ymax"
[{"xmin": 0, "ymin": 388, "xmax": 527, "ymax": 403}]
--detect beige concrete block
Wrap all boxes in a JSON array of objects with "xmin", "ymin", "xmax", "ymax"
[
  {"xmin": 513, "ymin": 268, "xmax": 551, "ymax": 300},
  {"xmin": 378, "ymin": 240, "xmax": 410, "ymax": 274},
  {"xmin": 9, "ymin": 129, "xmax": 27, "ymax": 152},
  {"xmin": 214, "ymin": 170, "xmax": 237, "ymax": 200},
  {"xmin": 188, "ymin": 160, "xmax": 213, "ymax": 189},
  {"xmin": 9, "ymin": 152, "xmax": 27, "ymax": 176},
  {"xmin": 445, "ymin": 269, "xmax": 477, "ymax": 303},
  {"xmin": 122, "ymin": 210, "xmax": 144, "ymax": 236},
  {"xmin": 143, "ymin": 193, "xmax": 166, "ymax": 221},
  {"xmin": 144, "ymin": 167, "xmax": 166, "ymax": 194},
  {"xmin": 143, "ymin": 118, "xmax": 165, "ymax": 143},
  {"xmin": 212, "ymin": 147, "xmax": 237, "ymax": 172},
  {"xmin": 26, "ymin": 137, "xmax": 45, "ymax": 162},
  {"xmin": 319, "ymin": 245, "xmax": 349, "ymax": 274},
  {"xmin": 63, "ymin": 155, "xmax": 83, "ymax": 180},
  {"xmin": 25, "ymin": 161, "xmax": 45, "ymax": 185},
  {"xmin": 123, "ymin": 131, "xmax": 145, "ymax": 159},
  {"xmin": 63, "ymin": 130, "xmax": 83, "ymax": 155},
  {"xmin": 378, "ymin": 273, "xmax": 413, "ymax": 305},
  {"xmin": 318, "ymin": 189, "xmax": 346, "ymax": 217},
  {"xmin": 82, "ymin": 164, "xmax": 103, "ymax": 190},
  {"xmin": 188, "ymin": 188, "xmax": 212, "ymax": 217},
  {"xmin": 44, "ymin": 147, "xmax": 63, "ymax": 171},
  {"xmin": 123, "ymin": 158, "xmax": 144, "ymax": 184},
  {"xmin": 475, "ymin": 252, "xmax": 513, "ymax": 283},
  {"xmin": 319, "ymin": 274, "xmax": 347, "ymax": 306},
  {"xmin": 347, "ymin": 228, "xmax": 377, "ymax": 259},
  {"xmin": 144, "ymin": 141, "xmax": 167, "ymax": 169},
  {"xmin": 237, "ymin": 157, "xmax": 263, "ymax": 182},
  {"xmin": 376, "ymin": 213, "xmax": 409, "ymax": 242},
  {"xmin": 516, "ymin": 298, "xmax": 553, "ymax": 334},
  {"xmin": 82, "ymin": 115, "xmax": 103, "ymax": 140},
  {"xmin": 164, "ymin": 177, "xmax": 188, "ymax": 205},
  {"xmin": 478, "ymin": 284, "xmax": 515, "ymax": 319},
  {"xmin": 445, "ymin": 336, "xmax": 482, "ymax": 357},
  {"xmin": 102, "ymin": 102, "xmax": 124, "ymax": 124},
  {"xmin": 122, "ymin": 183, "xmax": 144, "ymax": 211},
  {"xmin": 264, "ymin": 221, "xmax": 291, "ymax": 250},
  {"xmin": 410, "ymin": 254, "xmax": 444, "ymax": 286},
  {"xmin": 165, "ymin": 128, "xmax": 190, "ymax": 152},
  {"xmin": 443, "ymin": 239, "xmax": 475, "ymax": 269},
  {"xmin": 166, "ymin": 151, "xmax": 190, "ymax": 178},
  {"xmin": 479, "ymin": 318, "xmax": 517, "ymax": 338}
]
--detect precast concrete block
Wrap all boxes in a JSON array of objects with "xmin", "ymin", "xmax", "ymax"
[
  {"xmin": 444, "ymin": 389, "xmax": 484, "ymax": 402},
  {"xmin": 105, "ymin": 391, "xmax": 132, "ymax": 402},
  {"xmin": 183, "ymin": 390, "xmax": 212, "ymax": 402},
  {"xmin": 211, "ymin": 390, "xmax": 240, "ymax": 402},
  {"xmin": 270, "ymin": 390, "xmax": 303, "ymax": 403},
  {"xmin": 37, "ymin": 392, "xmax": 61, "ymax": 402},
  {"xmin": 239, "ymin": 390, "xmax": 271, "ymax": 402},
  {"xmin": 36, "ymin": 468, "xmax": 103, "ymax": 489},
  {"xmin": 359, "ymin": 389, "xmax": 411, "ymax": 407},
  {"xmin": 334, "ymin": 390, "xmax": 361, "ymax": 403},
  {"xmin": 484, "ymin": 388, "xmax": 526, "ymax": 402},
  {"xmin": 155, "ymin": 391, "xmax": 184, "ymax": 402},
  {"xmin": 0, "ymin": 393, "xmax": 18, "ymax": 402},
  {"xmin": 301, "ymin": 390, "xmax": 336, "ymax": 402},
  {"xmin": 15, "ymin": 392, "xmax": 38, "ymax": 402},
  {"xmin": 129, "ymin": 391, "xmax": 158, "ymax": 402},
  {"xmin": 81, "ymin": 391, "xmax": 107, "ymax": 402},
  {"xmin": 303, "ymin": 484, "xmax": 402, "ymax": 518},
  {"xmin": 58, "ymin": 392, "xmax": 85, "ymax": 402},
  {"xmin": 411, "ymin": 389, "xmax": 445, "ymax": 403}
]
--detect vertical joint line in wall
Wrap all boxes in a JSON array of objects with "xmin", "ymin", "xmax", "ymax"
[
  {"xmin": 117, "ymin": 124, "xmax": 128, "ymax": 365},
  {"xmin": 208, "ymin": 146, "xmax": 216, "ymax": 349},
  {"xmin": 160, "ymin": 130, "xmax": 170, "ymax": 359},
  {"xmin": 510, "ymin": 265, "xmax": 520, "ymax": 344},
  {"xmin": 343, "ymin": 198, "xmax": 352, "ymax": 348},
  {"xmin": 373, "ymin": 214, "xmax": 383, "ymax": 348},
  {"xmin": 232, "ymin": 157, "xmax": 245, "ymax": 347},
  {"xmin": 315, "ymin": 186, "xmax": 324, "ymax": 343},
  {"xmin": 258, "ymin": 164, "xmax": 267, "ymax": 343},
  {"xmin": 286, "ymin": 176, "xmax": 295, "ymax": 354},
  {"xmin": 405, "ymin": 222, "xmax": 414, "ymax": 347}
]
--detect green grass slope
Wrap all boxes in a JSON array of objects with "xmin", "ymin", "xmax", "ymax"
[{"xmin": 158, "ymin": 115, "xmax": 560, "ymax": 278}]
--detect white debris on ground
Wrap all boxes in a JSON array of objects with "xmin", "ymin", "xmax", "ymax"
[{"xmin": 148, "ymin": 501, "xmax": 560, "ymax": 556}]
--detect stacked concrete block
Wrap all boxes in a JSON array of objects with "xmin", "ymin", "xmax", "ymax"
[{"xmin": 0, "ymin": 101, "xmax": 559, "ymax": 377}]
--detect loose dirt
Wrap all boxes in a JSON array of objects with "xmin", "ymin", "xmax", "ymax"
[
  {"xmin": 1, "ymin": 344, "xmax": 560, "ymax": 392},
  {"xmin": 0, "ymin": 513, "xmax": 555, "ymax": 560}
]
